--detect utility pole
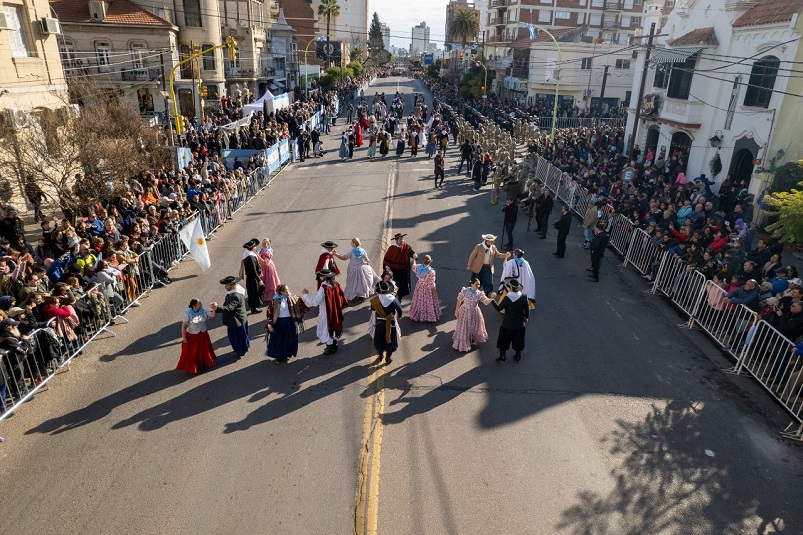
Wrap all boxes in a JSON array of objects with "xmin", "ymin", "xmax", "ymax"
[
  {"xmin": 159, "ymin": 51, "xmax": 176, "ymax": 150},
  {"xmin": 599, "ymin": 64, "xmax": 609, "ymax": 100},
  {"xmin": 628, "ymin": 22, "xmax": 656, "ymax": 161}
]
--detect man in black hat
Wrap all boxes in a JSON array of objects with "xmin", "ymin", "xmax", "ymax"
[
  {"xmin": 302, "ymin": 268, "xmax": 347, "ymax": 355},
  {"xmin": 240, "ymin": 238, "xmax": 263, "ymax": 314},
  {"xmin": 209, "ymin": 276, "xmax": 250, "ymax": 357},
  {"xmin": 383, "ymin": 233, "xmax": 417, "ymax": 299},
  {"xmin": 553, "ymin": 204, "xmax": 572, "ymax": 258},
  {"xmin": 369, "ymin": 281, "xmax": 403, "ymax": 365},
  {"xmin": 315, "ymin": 241, "xmax": 341, "ymax": 289},
  {"xmin": 490, "ymin": 278, "xmax": 530, "ymax": 362}
]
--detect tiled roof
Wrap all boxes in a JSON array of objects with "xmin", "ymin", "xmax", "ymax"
[
  {"xmin": 732, "ymin": 0, "xmax": 803, "ymax": 27},
  {"xmin": 669, "ymin": 27, "xmax": 719, "ymax": 47},
  {"xmin": 50, "ymin": 0, "xmax": 173, "ymax": 26}
]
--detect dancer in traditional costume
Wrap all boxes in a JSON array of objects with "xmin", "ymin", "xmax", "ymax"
[
  {"xmin": 339, "ymin": 132, "xmax": 349, "ymax": 160},
  {"xmin": 367, "ymin": 127, "xmax": 378, "ymax": 158},
  {"xmin": 383, "ymin": 233, "xmax": 416, "ymax": 299},
  {"xmin": 265, "ymin": 284, "xmax": 308, "ymax": 363},
  {"xmin": 490, "ymin": 278, "xmax": 530, "ymax": 363},
  {"xmin": 396, "ymin": 129, "xmax": 406, "ymax": 157},
  {"xmin": 368, "ymin": 281, "xmax": 402, "ymax": 365},
  {"xmin": 301, "ymin": 268, "xmax": 347, "ymax": 355},
  {"xmin": 259, "ymin": 238, "xmax": 281, "ymax": 303},
  {"xmin": 466, "ymin": 234, "xmax": 509, "ymax": 294},
  {"xmin": 315, "ymin": 240, "xmax": 341, "ymax": 289},
  {"xmin": 210, "ymin": 276, "xmax": 250, "ymax": 358},
  {"xmin": 378, "ymin": 128, "xmax": 390, "ymax": 157},
  {"xmin": 240, "ymin": 238, "xmax": 263, "ymax": 314},
  {"xmin": 408, "ymin": 255, "xmax": 440, "ymax": 322},
  {"xmin": 452, "ymin": 278, "xmax": 495, "ymax": 352},
  {"xmin": 336, "ymin": 237, "xmax": 380, "ymax": 301},
  {"xmin": 176, "ymin": 298, "xmax": 216, "ymax": 374},
  {"xmin": 497, "ymin": 249, "xmax": 536, "ymax": 308}
]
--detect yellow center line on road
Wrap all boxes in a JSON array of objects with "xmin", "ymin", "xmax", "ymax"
[{"xmin": 355, "ymin": 161, "xmax": 397, "ymax": 535}]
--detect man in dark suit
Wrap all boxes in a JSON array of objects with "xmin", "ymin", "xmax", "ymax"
[
  {"xmin": 553, "ymin": 205, "xmax": 572, "ymax": 258},
  {"xmin": 588, "ymin": 223, "xmax": 609, "ymax": 282},
  {"xmin": 490, "ymin": 278, "xmax": 530, "ymax": 362},
  {"xmin": 538, "ymin": 189, "xmax": 554, "ymax": 239},
  {"xmin": 210, "ymin": 276, "xmax": 249, "ymax": 357}
]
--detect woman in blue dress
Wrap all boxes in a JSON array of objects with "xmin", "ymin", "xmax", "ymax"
[
  {"xmin": 395, "ymin": 129, "xmax": 406, "ymax": 157},
  {"xmin": 339, "ymin": 131, "xmax": 349, "ymax": 160}
]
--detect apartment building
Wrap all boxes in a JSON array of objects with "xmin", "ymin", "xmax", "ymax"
[
  {"xmin": 310, "ymin": 0, "xmax": 368, "ymax": 45},
  {"xmin": 380, "ymin": 22, "xmax": 390, "ymax": 50},
  {"xmin": 446, "ymin": 0, "xmax": 478, "ymax": 48},
  {"xmin": 411, "ymin": 21, "xmax": 430, "ymax": 56}
]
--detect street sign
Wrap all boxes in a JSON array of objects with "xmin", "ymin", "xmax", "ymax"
[
  {"xmin": 423, "ymin": 53, "xmax": 434, "ymax": 65},
  {"xmin": 622, "ymin": 168, "xmax": 635, "ymax": 184}
]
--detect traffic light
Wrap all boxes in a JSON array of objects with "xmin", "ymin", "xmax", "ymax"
[
  {"xmin": 226, "ymin": 36, "xmax": 238, "ymax": 61},
  {"xmin": 481, "ymin": 86, "xmax": 486, "ymax": 93},
  {"xmin": 200, "ymin": 86, "xmax": 208, "ymax": 98},
  {"xmin": 459, "ymin": 53, "xmax": 464, "ymax": 60}
]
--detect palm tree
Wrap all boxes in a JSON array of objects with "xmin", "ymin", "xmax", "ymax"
[
  {"xmin": 318, "ymin": 0, "xmax": 341, "ymax": 67},
  {"xmin": 451, "ymin": 7, "xmax": 479, "ymax": 46}
]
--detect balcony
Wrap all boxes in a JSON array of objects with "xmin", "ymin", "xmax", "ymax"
[
  {"xmin": 658, "ymin": 96, "xmax": 704, "ymax": 129},
  {"xmin": 491, "ymin": 0, "xmax": 508, "ymax": 6},
  {"xmin": 225, "ymin": 64, "xmax": 257, "ymax": 78},
  {"xmin": 121, "ymin": 66, "xmax": 160, "ymax": 82},
  {"xmin": 604, "ymin": 1, "xmax": 623, "ymax": 10}
]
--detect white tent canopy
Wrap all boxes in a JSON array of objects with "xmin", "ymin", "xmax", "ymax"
[{"xmin": 243, "ymin": 90, "xmax": 291, "ymax": 116}]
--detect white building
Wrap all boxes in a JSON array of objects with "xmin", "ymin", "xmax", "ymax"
[
  {"xmin": 625, "ymin": 0, "xmax": 803, "ymax": 198},
  {"xmin": 411, "ymin": 21, "xmax": 430, "ymax": 56},
  {"xmin": 311, "ymin": 0, "xmax": 368, "ymax": 45},
  {"xmin": 380, "ymin": 23, "xmax": 391, "ymax": 50}
]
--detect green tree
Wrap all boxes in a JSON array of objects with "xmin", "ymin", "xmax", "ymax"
[
  {"xmin": 771, "ymin": 161, "xmax": 803, "ymax": 193},
  {"xmin": 459, "ymin": 65, "xmax": 493, "ymax": 99},
  {"xmin": 347, "ymin": 61, "xmax": 364, "ymax": 77},
  {"xmin": 765, "ymin": 187, "xmax": 803, "ymax": 243},
  {"xmin": 451, "ymin": 7, "xmax": 479, "ymax": 46},
  {"xmin": 350, "ymin": 46, "xmax": 364, "ymax": 63},
  {"xmin": 317, "ymin": 0, "xmax": 341, "ymax": 67},
  {"xmin": 368, "ymin": 12, "xmax": 388, "ymax": 65},
  {"xmin": 427, "ymin": 64, "xmax": 441, "ymax": 78}
]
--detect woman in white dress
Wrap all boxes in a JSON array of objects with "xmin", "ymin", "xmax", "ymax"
[{"xmin": 336, "ymin": 237, "xmax": 380, "ymax": 301}]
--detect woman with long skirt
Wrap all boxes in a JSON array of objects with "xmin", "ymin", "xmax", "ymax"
[
  {"xmin": 265, "ymin": 284, "xmax": 308, "ymax": 363},
  {"xmin": 409, "ymin": 255, "xmax": 441, "ymax": 322},
  {"xmin": 355, "ymin": 123, "xmax": 364, "ymax": 147},
  {"xmin": 426, "ymin": 130, "xmax": 438, "ymax": 158},
  {"xmin": 396, "ymin": 129, "xmax": 406, "ymax": 157},
  {"xmin": 259, "ymin": 238, "xmax": 281, "ymax": 303},
  {"xmin": 177, "ymin": 298, "xmax": 217, "ymax": 374},
  {"xmin": 339, "ymin": 131, "xmax": 349, "ymax": 160},
  {"xmin": 336, "ymin": 237, "xmax": 380, "ymax": 301},
  {"xmin": 379, "ymin": 129, "xmax": 390, "ymax": 157},
  {"xmin": 367, "ymin": 128, "xmax": 378, "ymax": 158},
  {"xmin": 452, "ymin": 278, "xmax": 496, "ymax": 352}
]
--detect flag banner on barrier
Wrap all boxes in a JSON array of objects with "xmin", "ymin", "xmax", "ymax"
[
  {"xmin": 179, "ymin": 217, "xmax": 211, "ymax": 271},
  {"xmin": 280, "ymin": 139, "xmax": 290, "ymax": 164},
  {"xmin": 267, "ymin": 146, "xmax": 280, "ymax": 173}
]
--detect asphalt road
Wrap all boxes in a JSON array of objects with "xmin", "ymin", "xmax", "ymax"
[{"xmin": 1, "ymin": 77, "xmax": 802, "ymax": 535}]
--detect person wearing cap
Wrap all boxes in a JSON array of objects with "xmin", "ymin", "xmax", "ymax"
[
  {"xmin": 368, "ymin": 281, "xmax": 403, "ymax": 365},
  {"xmin": 769, "ymin": 268, "xmax": 790, "ymax": 296},
  {"xmin": 239, "ymin": 238, "xmax": 263, "ymax": 314},
  {"xmin": 177, "ymin": 297, "xmax": 217, "ymax": 374},
  {"xmin": 383, "ymin": 233, "xmax": 417, "ymax": 299},
  {"xmin": 498, "ymin": 249, "xmax": 536, "ymax": 307},
  {"xmin": 316, "ymin": 241, "xmax": 341, "ymax": 290},
  {"xmin": 490, "ymin": 278, "xmax": 530, "ymax": 362},
  {"xmin": 301, "ymin": 268, "xmax": 347, "ymax": 355},
  {"xmin": 209, "ymin": 276, "xmax": 250, "ymax": 358},
  {"xmin": 467, "ymin": 234, "xmax": 510, "ymax": 294}
]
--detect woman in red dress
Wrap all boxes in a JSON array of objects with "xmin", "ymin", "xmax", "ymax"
[
  {"xmin": 177, "ymin": 298, "xmax": 217, "ymax": 374},
  {"xmin": 354, "ymin": 123, "xmax": 364, "ymax": 147}
]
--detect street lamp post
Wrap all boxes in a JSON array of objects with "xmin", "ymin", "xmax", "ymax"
[
  {"xmin": 474, "ymin": 59, "xmax": 488, "ymax": 97},
  {"xmin": 510, "ymin": 21, "xmax": 561, "ymax": 140},
  {"xmin": 303, "ymin": 36, "xmax": 324, "ymax": 99},
  {"xmin": 585, "ymin": 38, "xmax": 604, "ymax": 112}
]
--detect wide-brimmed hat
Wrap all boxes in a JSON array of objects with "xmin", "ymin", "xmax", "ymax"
[
  {"xmin": 316, "ymin": 268, "xmax": 337, "ymax": 279},
  {"xmin": 482, "ymin": 234, "xmax": 497, "ymax": 241},
  {"xmin": 375, "ymin": 281, "xmax": 394, "ymax": 295},
  {"xmin": 391, "ymin": 233, "xmax": 407, "ymax": 240},
  {"xmin": 504, "ymin": 278, "xmax": 522, "ymax": 291},
  {"xmin": 219, "ymin": 275, "xmax": 241, "ymax": 285},
  {"xmin": 321, "ymin": 241, "xmax": 338, "ymax": 249},
  {"xmin": 7, "ymin": 307, "xmax": 25, "ymax": 317},
  {"xmin": 243, "ymin": 238, "xmax": 259, "ymax": 249}
]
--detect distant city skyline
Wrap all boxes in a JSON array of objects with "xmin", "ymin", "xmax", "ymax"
[{"xmin": 367, "ymin": 0, "xmax": 449, "ymax": 49}]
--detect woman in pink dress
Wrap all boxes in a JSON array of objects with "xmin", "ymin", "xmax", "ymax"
[
  {"xmin": 259, "ymin": 238, "xmax": 281, "ymax": 303},
  {"xmin": 409, "ymin": 255, "xmax": 440, "ymax": 322},
  {"xmin": 452, "ymin": 278, "xmax": 496, "ymax": 352}
]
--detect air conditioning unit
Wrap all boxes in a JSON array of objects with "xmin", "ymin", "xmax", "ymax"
[
  {"xmin": 40, "ymin": 17, "xmax": 62, "ymax": 35},
  {"xmin": 7, "ymin": 109, "xmax": 31, "ymax": 130},
  {"xmin": 0, "ymin": 12, "xmax": 10, "ymax": 30}
]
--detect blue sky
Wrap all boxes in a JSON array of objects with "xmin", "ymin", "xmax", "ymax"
[{"xmin": 368, "ymin": 0, "xmax": 449, "ymax": 48}]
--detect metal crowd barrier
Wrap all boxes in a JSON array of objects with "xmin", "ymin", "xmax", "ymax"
[
  {"xmin": 622, "ymin": 228, "xmax": 662, "ymax": 276},
  {"xmin": 607, "ymin": 214, "xmax": 635, "ymax": 257},
  {"xmin": 0, "ymin": 145, "xmax": 292, "ymax": 422},
  {"xmin": 650, "ymin": 252, "xmax": 708, "ymax": 322}
]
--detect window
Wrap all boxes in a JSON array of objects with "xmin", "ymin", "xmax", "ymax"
[
  {"xmin": 621, "ymin": 15, "xmax": 631, "ymax": 27},
  {"xmin": 130, "ymin": 43, "xmax": 147, "ymax": 69},
  {"xmin": 743, "ymin": 55, "xmax": 779, "ymax": 108},
  {"xmin": 591, "ymin": 0, "xmax": 604, "ymax": 6},
  {"xmin": 540, "ymin": 0, "xmax": 551, "ymax": 3},
  {"xmin": 59, "ymin": 40, "xmax": 76, "ymax": 66},
  {"xmin": 202, "ymin": 43, "xmax": 215, "ymax": 70},
  {"xmin": 538, "ymin": 10, "xmax": 551, "ymax": 22},
  {"xmin": 183, "ymin": 0, "xmax": 202, "ymax": 27},
  {"xmin": 581, "ymin": 57, "xmax": 593, "ymax": 70},
  {"xmin": 615, "ymin": 59, "xmax": 630, "ymax": 69},
  {"xmin": 555, "ymin": 11, "xmax": 571, "ymax": 19},
  {"xmin": 624, "ymin": 90, "xmax": 632, "ymax": 106},
  {"xmin": 95, "ymin": 41, "xmax": 111, "ymax": 72},
  {"xmin": 653, "ymin": 63, "xmax": 669, "ymax": 88},
  {"xmin": 632, "ymin": 50, "xmax": 638, "ymax": 59},
  {"xmin": 4, "ymin": 5, "xmax": 30, "ymax": 57},
  {"xmin": 632, "ymin": 16, "xmax": 642, "ymax": 26},
  {"xmin": 589, "ymin": 13, "xmax": 602, "ymax": 25},
  {"xmin": 666, "ymin": 55, "xmax": 696, "ymax": 100},
  {"xmin": 205, "ymin": 84, "xmax": 219, "ymax": 99}
]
